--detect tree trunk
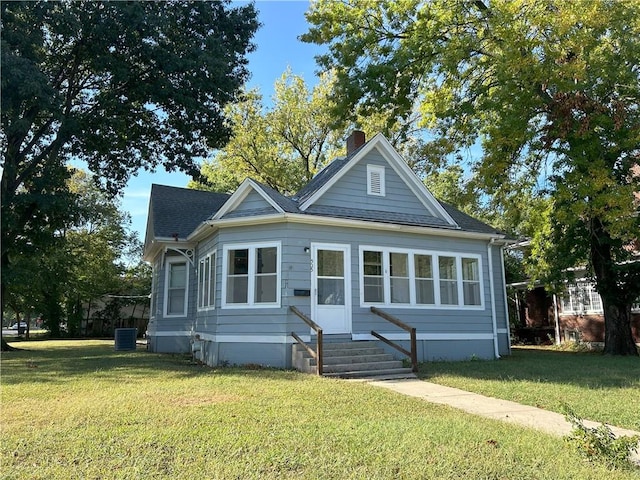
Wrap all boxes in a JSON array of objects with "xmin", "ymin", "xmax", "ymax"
[
  {"xmin": 601, "ymin": 300, "xmax": 637, "ymax": 355},
  {"xmin": 591, "ymin": 220, "xmax": 639, "ymax": 356},
  {"xmin": 0, "ymin": 252, "xmax": 16, "ymax": 352}
]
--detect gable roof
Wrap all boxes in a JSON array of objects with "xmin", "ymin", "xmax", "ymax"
[
  {"xmin": 212, "ymin": 178, "xmax": 285, "ymax": 220},
  {"xmin": 295, "ymin": 133, "xmax": 458, "ymax": 227},
  {"xmin": 294, "ymin": 156, "xmax": 350, "ymax": 204},
  {"xmin": 253, "ymin": 179, "xmax": 300, "ymax": 213},
  {"xmin": 147, "ymin": 184, "xmax": 229, "ymax": 241},
  {"xmin": 144, "ymin": 134, "xmax": 506, "ymax": 256}
]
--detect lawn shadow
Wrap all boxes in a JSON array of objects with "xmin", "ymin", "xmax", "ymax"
[
  {"xmin": 420, "ymin": 347, "xmax": 640, "ymax": 390},
  {"xmin": 1, "ymin": 340, "xmax": 309, "ymax": 386}
]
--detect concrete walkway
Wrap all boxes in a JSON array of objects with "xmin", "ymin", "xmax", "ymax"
[{"xmin": 369, "ymin": 378, "xmax": 640, "ymax": 465}]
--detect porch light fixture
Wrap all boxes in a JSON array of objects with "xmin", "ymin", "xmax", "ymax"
[{"xmin": 304, "ymin": 247, "xmax": 310, "ymax": 253}]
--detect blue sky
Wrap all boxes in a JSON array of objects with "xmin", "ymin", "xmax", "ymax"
[{"xmin": 122, "ymin": 1, "xmax": 324, "ymax": 242}]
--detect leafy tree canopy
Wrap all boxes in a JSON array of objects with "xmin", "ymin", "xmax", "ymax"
[
  {"xmin": 191, "ymin": 70, "xmax": 346, "ymax": 195},
  {"xmin": 1, "ymin": 0, "xmax": 258, "ymax": 192},
  {"xmin": 1, "ymin": 1, "xmax": 258, "ymax": 348},
  {"xmin": 304, "ymin": 0, "xmax": 640, "ymax": 354}
]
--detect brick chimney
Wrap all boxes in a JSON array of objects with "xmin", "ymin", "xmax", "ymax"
[{"xmin": 346, "ymin": 130, "xmax": 366, "ymax": 154}]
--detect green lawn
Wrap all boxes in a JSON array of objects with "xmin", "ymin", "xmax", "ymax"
[
  {"xmin": 1, "ymin": 340, "xmax": 639, "ymax": 479},
  {"xmin": 422, "ymin": 346, "xmax": 640, "ymax": 431}
]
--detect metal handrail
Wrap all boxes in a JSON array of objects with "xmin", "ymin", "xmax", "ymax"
[
  {"xmin": 290, "ymin": 306, "xmax": 323, "ymax": 376},
  {"xmin": 370, "ymin": 306, "xmax": 418, "ymax": 372}
]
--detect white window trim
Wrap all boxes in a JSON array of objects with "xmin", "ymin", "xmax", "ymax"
[
  {"xmin": 559, "ymin": 281, "xmax": 640, "ymax": 315},
  {"xmin": 197, "ymin": 251, "xmax": 216, "ymax": 311},
  {"xmin": 221, "ymin": 241, "xmax": 281, "ymax": 309},
  {"xmin": 163, "ymin": 256, "xmax": 189, "ymax": 318},
  {"xmin": 367, "ymin": 164, "xmax": 385, "ymax": 196},
  {"xmin": 358, "ymin": 246, "xmax": 485, "ymax": 309}
]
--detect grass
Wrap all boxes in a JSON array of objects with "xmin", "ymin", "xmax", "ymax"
[
  {"xmin": 421, "ymin": 346, "xmax": 640, "ymax": 431},
  {"xmin": 1, "ymin": 341, "xmax": 639, "ymax": 479}
]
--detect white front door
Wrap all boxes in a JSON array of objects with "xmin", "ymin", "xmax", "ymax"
[{"xmin": 311, "ymin": 243, "xmax": 351, "ymax": 334}]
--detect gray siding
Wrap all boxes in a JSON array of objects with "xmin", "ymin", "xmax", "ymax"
[
  {"xmin": 147, "ymin": 250, "xmax": 198, "ymax": 354},
  {"xmin": 230, "ymin": 189, "xmax": 275, "ymax": 213},
  {"xmin": 314, "ymin": 148, "xmax": 433, "ymax": 217},
  {"xmin": 148, "ymin": 220, "xmax": 509, "ymax": 364}
]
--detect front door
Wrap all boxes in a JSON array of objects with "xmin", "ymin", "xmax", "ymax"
[{"xmin": 311, "ymin": 244, "xmax": 351, "ymax": 334}]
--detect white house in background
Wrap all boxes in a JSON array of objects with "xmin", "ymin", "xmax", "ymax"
[{"xmin": 143, "ymin": 132, "xmax": 512, "ymax": 373}]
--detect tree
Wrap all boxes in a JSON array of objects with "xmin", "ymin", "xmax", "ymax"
[
  {"xmin": 191, "ymin": 70, "xmax": 345, "ymax": 194},
  {"xmin": 2, "ymin": 169, "xmax": 138, "ymax": 337},
  {"xmin": 1, "ymin": 1, "xmax": 258, "ymax": 349},
  {"xmin": 304, "ymin": 0, "xmax": 640, "ymax": 355}
]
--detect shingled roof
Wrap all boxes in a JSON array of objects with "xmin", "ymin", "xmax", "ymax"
[
  {"xmin": 146, "ymin": 131, "xmax": 503, "ymax": 243},
  {"xmin": 147, "ymin": 185, "xmax": 502, "ymax": 241},
  {"xmin": 148, "ymin": 184, "xmax": 229, "ymax": 240},
  {"xmin": 251, "ymin": 180, "xmax": 300, "ymax": 213},
  {"xmin": 439, "ymin": 202, "xmax": 504, "ymax": 235},
  {"xmin": 293, "ymin": 157, "xmax": 350, "ymax": 204}
]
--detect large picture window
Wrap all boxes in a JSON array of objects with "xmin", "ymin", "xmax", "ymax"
[
  {"xmin": 197, "ymin": 252, "xmax": 216, "ymax": 310},
  {"xmin": 359, "ymin": 247, "xmax": 483, "ymax": 308},
  {"xmin": 222, "ymin": 242, "xmax": 280, "ymax": 308},
  {"xmin": 164, "ymin": 258, "xmax": 188, "ymax": 317}
]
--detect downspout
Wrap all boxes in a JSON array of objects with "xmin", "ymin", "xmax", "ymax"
[
  {"xmin": 500, "ymin": 246, "xmax": 512, "ymax": 355},
  {"xmin": 488, "ymin": 239, "xmax": 500, "ymax": 358}
]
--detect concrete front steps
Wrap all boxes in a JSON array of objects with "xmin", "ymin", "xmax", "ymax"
[{"xmin": 292, "ymin": 340, "xmax": 416, "ymax": 380}]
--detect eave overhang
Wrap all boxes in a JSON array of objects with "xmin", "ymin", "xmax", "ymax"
[{"xmin": 192, "ymin": 212, "xmax": 507, "ymax": 243}]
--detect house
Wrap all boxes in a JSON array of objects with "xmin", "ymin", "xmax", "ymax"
[
  {"xmin": 143, "ymin": 132, "xmax": 512, "ymax": 371},
  {"xmin": 509, "ymin": 273, "xmax": 640, "ymax": 345}
]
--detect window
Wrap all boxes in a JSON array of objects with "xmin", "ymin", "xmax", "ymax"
[
  {"xmin": 561, "ymin": 282, "xmax": 603, "ymax": 314},
  {"xmin": 359, "ymin": 247, "xmax": 483, "ymax": 308},
  {"xmin": 561, "ymin": 281, "xmax": 640, "ymax": 314},
  {"xmin": 222, "ymin": 242, "xmax": 280, "ymax": 307},
  {"xmin": 367, "ymin": 164, "xmax": 385, "ymax": 196},
  {"xmin": 198, "ymin": 252, "xmax": 216, "ymax": 310},
  {"xmin": 414, "ymin": 255, "xmax": 435, "ymax": 305},
  {"xmin": 363, "ymin": 250, "xmax": 383, "ymax": 302},
  {"xmin": 255, "ymin": 246, "xmax": 277, "ymax": 303},
  {"xmin": 317, "ymin": 249, "xmax": 345, "ymax": 305},
  {"xmin": 438, "ymin": 256, "xmax": 458, "ymax": 305},
  {"xmin": 390, "ymin": 252, "xmax": 409, "ymax": 303},
  {"xmin": 164, "ymin": 258, "xmax": 188, "ymax": 316},
  {"xmin": 462, "ymin": 258, "xmax": 481, "ymax": 306}
]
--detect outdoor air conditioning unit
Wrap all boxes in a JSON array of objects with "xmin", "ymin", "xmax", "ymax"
[{"xmin": 114, "ymin": 328, "xmax": 137, "ymax": 351}]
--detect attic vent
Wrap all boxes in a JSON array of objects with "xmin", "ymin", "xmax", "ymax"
[{"xmin": 367, "ymin": 164, "xmax": 385, "ymax": 196}]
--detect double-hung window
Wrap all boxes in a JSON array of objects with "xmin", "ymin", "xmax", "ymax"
[
  {"xmin": 164, "ymin": 258, "xmax": 188, "ymax": 317},
  {"xmin": 359, "ymin": 247, "xmax": 483, "ymax": 308},
  {"xmin": 389, "ymin": 252, "xmax": 409, "ymax": 304},
  {"xmin": 197, "ymin": 252, "xmax": 216, "ymax": 310},
  {"xmin": 438, "ymin": 256, "xmax": 458, "ymax": 305},
  {"xmin": 414, "ymin": 254, "xmax": 435, "ymax": 305},
  {"xmin": 462, "ymin": 257, "xmax": 481, "ymax": 306},
  {"xmin": 363, "ymin": 251, "xmax": 384, "ymax": 303},
  {"xmin": 222, "ymin": 242, "xmax": 280, "ymax": 307}
]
